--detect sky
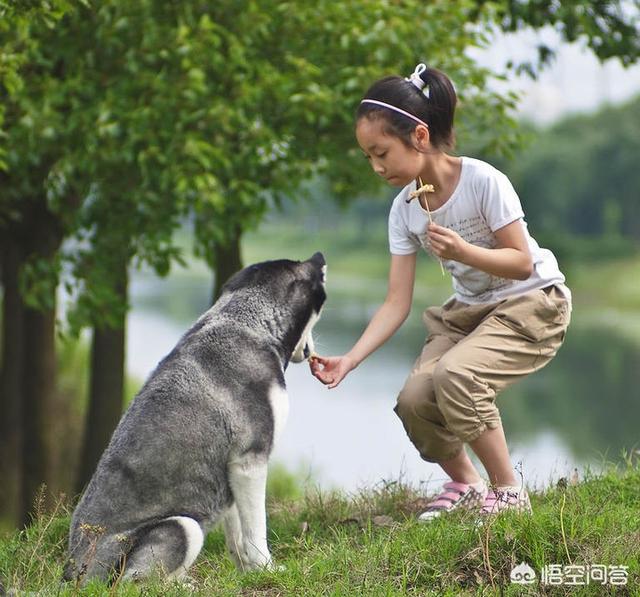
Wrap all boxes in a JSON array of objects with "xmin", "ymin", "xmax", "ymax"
[{"xmin": 470, "ymin": 25, "xmax": 640, "ymax": 124}]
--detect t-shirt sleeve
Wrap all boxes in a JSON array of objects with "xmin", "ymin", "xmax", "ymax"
[
  {"xmin": 481, "ymin": 169, "xmax": 525, "ymax": 231},
  {"xmin": 388, "ymin": 203, "xmax": 420, "ymax": 255}
]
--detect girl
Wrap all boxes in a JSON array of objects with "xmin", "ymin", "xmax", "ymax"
[{"xmin": 310, "ymin": 64, "xmax": 571, "ymax": 519}]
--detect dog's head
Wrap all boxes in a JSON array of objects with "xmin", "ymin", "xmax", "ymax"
[
  {"xmin": 219, "ymin": 252, "xmax": 326, "ymax": 364},
  {"xmin": 289, "ymin": 252, "xmax": 326, "ymax": 363}
]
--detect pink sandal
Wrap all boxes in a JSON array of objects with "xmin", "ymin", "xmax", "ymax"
[
  {"xmin": 419, "ymin": 481, "xmax": 488, "ymax": 521},
  {"xmin": 479, "ymin": 486, "xmax": 532, "ymax": 517}
]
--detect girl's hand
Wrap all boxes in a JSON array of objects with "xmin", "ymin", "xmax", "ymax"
[
  {"xmin": 309, "ymin": 355, "xmax": 357, "ymax": 389},
  {"xmin": 427, "ymin": 222, "xmax": 468, "ymax": 261}
]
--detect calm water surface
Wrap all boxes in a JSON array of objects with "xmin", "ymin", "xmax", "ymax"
[{"xmin": 128, "ymin": 274, "xmax": 640, "ymax": 493}]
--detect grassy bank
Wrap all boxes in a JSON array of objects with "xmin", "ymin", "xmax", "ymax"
[
  {"xmin": 1, "ymin": 463, "xmax": 638, "ymax": 596},
  {"xmin": 138, "ymin": 220, "xmax": 640, "ymax": 329},
  {"xmin": 243, "ymin": 220, "xmax": 640, "ymax": 309},
  {"xmin": 242, "ymin": 219, "xmax": 452, "ymax": 305}
]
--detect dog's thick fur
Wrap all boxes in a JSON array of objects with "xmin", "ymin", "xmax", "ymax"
[{"xmin": 64, "ymin": 253, "xmax": 327, "ymax": 584}]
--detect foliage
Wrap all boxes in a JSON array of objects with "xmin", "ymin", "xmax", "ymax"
[
  {"xmin": 3, "ymin": 0, "xmax": 639, "ymax": 330},
  {"xmin": 471, "ymin": 0, "xmax": 640, "ymax": 77},
  {"xmin": 0, "ymin": 0, "xmax": 81, "ymax": 167},
  {"xmin": 2, "ymin": 0, "xmax": 525, "ymax": 332},
  {"xmin": 506, "ymin": 95, "xmax": 640, "ymax": 245},
  {"xmin": 158, "ymin": 0, "xmax": 523, "ymax": 269}
]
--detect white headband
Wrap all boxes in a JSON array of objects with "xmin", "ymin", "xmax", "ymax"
[{"xmin": 359, "ymin": 99, "xmax": 429, "ymax": 129}]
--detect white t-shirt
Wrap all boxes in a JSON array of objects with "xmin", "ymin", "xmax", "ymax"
[{"xmin": 388, "ymin": 156, "xmax": 570, "ymax": 304}]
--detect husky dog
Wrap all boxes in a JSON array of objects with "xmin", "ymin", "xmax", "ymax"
[{"xmin": 64, "ymin": 252, "xmax": 327, "ymax": 585}]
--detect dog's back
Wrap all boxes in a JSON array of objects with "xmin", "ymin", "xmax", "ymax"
[{"xmin": 65, "ymin": 253, "xmax": 326, "ymax": 584}]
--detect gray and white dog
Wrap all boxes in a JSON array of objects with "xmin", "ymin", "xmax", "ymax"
[{"xmin": 64, "ymin": 252, "xmax": 327, "ymax": 585}]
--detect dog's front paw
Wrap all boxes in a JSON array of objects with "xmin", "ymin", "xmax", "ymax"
[
  {"xmin": 260, "ymin": 559, "xmax": 285, "ymax": 573},
  {"xmin": 236, "ymin": 555, "xmax": 285, "ymax": 573}
]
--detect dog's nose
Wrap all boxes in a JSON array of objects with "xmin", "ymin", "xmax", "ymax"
[{"xmin": 303, "ymin": 344, "xmax": 310, "ymax": 359}]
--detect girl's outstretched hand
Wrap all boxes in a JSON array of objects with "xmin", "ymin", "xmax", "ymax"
[{"xmin": 309, "ymin": 355, "xmax": 356, "ymax": 389}]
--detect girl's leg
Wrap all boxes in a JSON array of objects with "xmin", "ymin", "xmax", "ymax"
[
  {"xmin": 432, "ymin": 289, "xmax": 570, "ymax": 491},
  {"xmin": 438, "ymin": 425, "xmax": 517, "ymax": 487},
  {"xmin": 394, "ymin": 333, "xmax": 464, "ymax": 465},
  {"xmin": 396, "ymin": 368, "xmax": 490, "ymax": 519},
  {"xmin": 470, "ymin": 425, "xmax": 534, "ymax": 517},
  {"xmin": 438, "ymin": 447, "xmax": 483, "ymax": 485},
  {"xmin": 394, "ymin": 325, "xmax": 493, "ymax": 519},
  {"xmin": 469, "ymin": 424, "xmax": 517, "ymax": 486}
]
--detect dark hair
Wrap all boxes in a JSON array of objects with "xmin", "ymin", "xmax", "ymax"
[{"xmin": 356, "ymin": 66, "xmax": 457, "ymax": 151}]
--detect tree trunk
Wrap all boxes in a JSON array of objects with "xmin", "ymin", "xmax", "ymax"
[
  {"xmin": 211, "ymin": 226, "xmax": 243, "ymax": 304},
  {"xmin": 20, "ymin": 299, "xmax": 58, "ymax": 526},
  {"xmin": 76, "ymin": 262, "xmax": 128, "ymax": 494},
  {"xmin": 0, "ymin": 237, "xmax": 26, "ymax": 526},
  {"xmin": 18, "ymin": 196, "xmax": 64, "ymax": 527}
]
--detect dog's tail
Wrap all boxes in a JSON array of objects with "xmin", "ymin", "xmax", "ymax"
[
  {"xmin": 63, "ymin": 529, "xmax": 132, "ymax": 586},
  {"xmin": 63, "ymin": 516, "xmax": 204, "ymax": 586}
]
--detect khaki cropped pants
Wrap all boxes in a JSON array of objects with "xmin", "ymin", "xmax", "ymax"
[{"xmin": 394, "ymin": 286, "xmax": 571, "ymax": 463}]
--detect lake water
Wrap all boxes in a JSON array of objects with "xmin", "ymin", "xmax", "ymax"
[{"xmin": 127, "ymin": 272, "xmax": 640, "ymax": 494}]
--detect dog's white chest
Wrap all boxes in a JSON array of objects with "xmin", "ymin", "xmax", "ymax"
[{"xmin": 268, "ymin": 383, "xmax": 289, "ymax": 447}]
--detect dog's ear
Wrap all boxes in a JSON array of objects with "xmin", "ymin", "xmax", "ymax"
[
  {"xmin": 308, "ymin": 252, "xmax": 325, "ymax": 268},
  {"xmin": 306, "ymin": 252, "xmax": 326, "ymax": 286}
]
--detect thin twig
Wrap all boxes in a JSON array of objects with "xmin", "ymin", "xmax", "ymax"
[
  {"xmin": 410, "ymin": 177, "xmax": 445, "ymax": 276},
  {"xmin": 560, "ymin": 491, "xmax": 572, "ymax": 564},
  {"xmin": 479, "ymin": 510, "xmax": 497, "ymax": 590}
]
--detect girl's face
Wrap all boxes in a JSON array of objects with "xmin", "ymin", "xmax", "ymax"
[{"xmin": 356, "ymin": 117, "xmax": 425, "ymax": 187}]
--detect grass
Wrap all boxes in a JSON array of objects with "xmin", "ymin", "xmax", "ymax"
[
  {"xmin": 1, "ymin": 462, "xmax": 639, "ymax": 596},
  {"xmin": 566, "ymin": 256, "xmax": 640, "ymax": 312},
  {"xmin": 4, "ymin": 222, "xmax": 638, "ymax": 593}
]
